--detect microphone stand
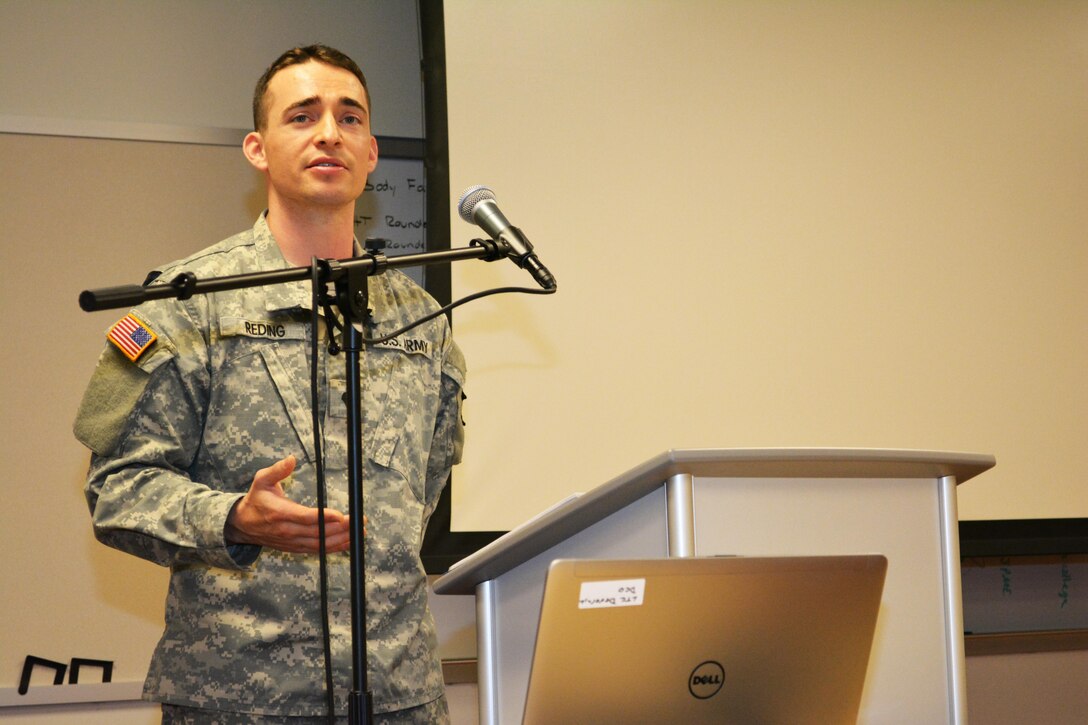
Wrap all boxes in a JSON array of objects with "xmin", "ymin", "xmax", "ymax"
[
  {"xmin": 329, "ymin": 253, "xmax": 375, "ymax": 725},
  {"xmin": 80, "ymin": 238, "xmax": 512, "ymax": 725}
]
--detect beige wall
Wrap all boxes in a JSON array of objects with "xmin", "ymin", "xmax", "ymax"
[
  {"xmin": 444, "ymin": 0, "xmax": 1088, "ymax": 530},
  {"xmin": 0, "ymin": 133, "xmax": 264, "ymax": 690}
]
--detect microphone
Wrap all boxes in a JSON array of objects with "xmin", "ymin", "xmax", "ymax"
[{"xmin": 457, "ymin": 185, "xmax": 556, "ymax": 290}]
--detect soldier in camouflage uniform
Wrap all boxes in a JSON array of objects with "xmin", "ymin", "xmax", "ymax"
[{"xmin": 74, "ymin": 46, "xmax": 463, "ymax": 724}]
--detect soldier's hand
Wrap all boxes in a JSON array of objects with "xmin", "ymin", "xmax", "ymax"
[{"xmin": 225, "ymin": 455, "xmax": 358, "ymax": 554}]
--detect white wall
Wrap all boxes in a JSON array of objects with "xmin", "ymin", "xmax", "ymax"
[{"xmin": 444, "ymin": 0, "xmax": 1088, "ymax": 530}]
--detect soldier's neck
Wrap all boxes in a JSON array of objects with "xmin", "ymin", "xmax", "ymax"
[{"xmin": 265, "ymin": 202, "xmax": 356, "ymax": 267}]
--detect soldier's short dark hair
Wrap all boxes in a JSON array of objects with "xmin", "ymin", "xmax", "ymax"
[{"xmin": 252, "ymin": 44, "xmax": 371, "ymax": 131}]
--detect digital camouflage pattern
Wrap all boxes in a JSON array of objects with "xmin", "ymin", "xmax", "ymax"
[
  {"xmin": 162, "ymin": 696, "xmax": 449, "ymax": 724},
  {"xmin": 75, "ymin": 215, "xmax": 465, "ymax": 717}
]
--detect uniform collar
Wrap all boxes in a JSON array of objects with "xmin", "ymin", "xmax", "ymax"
[
  {"xmin": 251, "ymin": 213, "xmax": 310, "ymax": 314},
  {"xmin": 256, "ymin": 213, "xmax": 399, "ymax": 325}
]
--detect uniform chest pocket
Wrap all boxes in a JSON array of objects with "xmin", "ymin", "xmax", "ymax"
[
  {"xmin": 204, "ymin": 343, "xmax": 316, "ymax": 480},
  {"xmin": 341, "ymin": 343, "xmax": 439, "ymax": 503}
]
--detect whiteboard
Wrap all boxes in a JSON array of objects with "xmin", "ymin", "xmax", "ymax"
[{"xmin": 356, "ymin": 156, "xmax": 429, "ymax": 286}]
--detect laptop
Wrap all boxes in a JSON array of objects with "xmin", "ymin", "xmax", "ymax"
[{"xmin": 522, "ymin": 554, "xmax": 887, "ymax": 724}]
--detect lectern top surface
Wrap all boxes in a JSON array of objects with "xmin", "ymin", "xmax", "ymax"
[{"xmin": 434, "ymin": 448, "xmax": 993, "ymax": 594}]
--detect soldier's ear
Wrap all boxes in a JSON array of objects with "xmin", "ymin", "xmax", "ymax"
[
  {"xmin": 366, "ymin": 135, "xmax": 378, "ymax": 174},
  {"xmin": 243, "ymin": 131, "xmax": 268, "ymax": 172}
]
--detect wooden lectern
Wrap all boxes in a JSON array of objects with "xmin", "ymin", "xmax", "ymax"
[{"xmin": 432, "ymin": 448, "xmax": 995, "ymax": 724}]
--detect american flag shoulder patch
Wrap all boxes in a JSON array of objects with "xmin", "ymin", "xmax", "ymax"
[{"xmin": 107, "ymin": 313, "xmax": 158, "ymax": 362}]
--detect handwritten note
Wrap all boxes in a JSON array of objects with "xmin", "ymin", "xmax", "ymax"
[{"xmin": 578, "ymin": 578, "xmax": 646, "ymax": 610}]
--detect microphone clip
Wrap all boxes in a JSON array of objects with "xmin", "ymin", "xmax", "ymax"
[{"xmin": 469, "ymin": 237, "xmax": 508, "ymax": 262}]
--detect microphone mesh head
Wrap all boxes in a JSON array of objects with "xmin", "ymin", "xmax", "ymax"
[{"xmin": 457, "ymin": 185, "xmax": 496, "ymax": 222}]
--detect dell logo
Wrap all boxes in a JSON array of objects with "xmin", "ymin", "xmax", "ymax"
[{"xmin": 688, "ymin": 661, "xmax": 725, "ymax": 699}]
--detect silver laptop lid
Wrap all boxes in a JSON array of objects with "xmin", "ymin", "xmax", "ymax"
[{"xmin": 523, "ymin": 555, "xmax": 887, "ymax": 725}]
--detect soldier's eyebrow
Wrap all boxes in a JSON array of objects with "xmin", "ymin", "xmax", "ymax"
[
  {"xmin": 285, "ymin": 96, "xmax": 319, "ymax": 115},
  {"xmin": 284, "ymin": 95, "xmax": 368, "ymax": 117},
  {"xmin": 339, "ymin": 97, "xmax": 367, "ymax": 114}
]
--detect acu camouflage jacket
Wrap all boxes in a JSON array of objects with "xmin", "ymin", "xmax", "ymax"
[{"xmin": 75, "ymin": 215, "xmax": 466, "ymax": 716}]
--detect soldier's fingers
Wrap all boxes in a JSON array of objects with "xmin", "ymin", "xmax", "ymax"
[{"xmin": 251, "ymin": 455, "xmax": 297, "ymax": 490}]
